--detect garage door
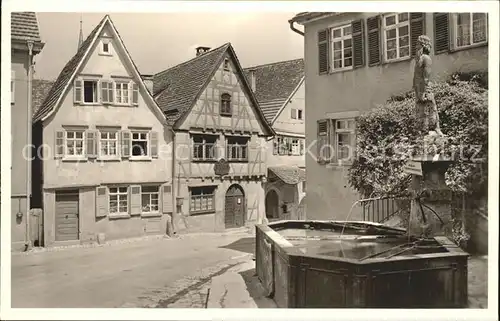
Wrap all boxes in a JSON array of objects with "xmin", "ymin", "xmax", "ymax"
[{"xmin": 55, "ymin": 190, "xmax": 79, "ymax": 241}]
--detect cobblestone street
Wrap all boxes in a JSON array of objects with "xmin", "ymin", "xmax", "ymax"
[{"xmin": 11, "ymin": 231, "xmax": 255, "ymax": 308}]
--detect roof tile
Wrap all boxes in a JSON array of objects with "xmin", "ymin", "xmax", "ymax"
[
  {"xmin": 32, "ymin": 79, "xmax": 55, "ymax": 116},
  {"xmin": 268, "ymin": 166, "xmax": 306, "ymax": 185},
  {"xmin": 244, "ymin": 59, "xmax": 304, "ymax": 123},
  {"xmin": 11, "ymin": 12, "xmax": 42, "ymax": 42}
]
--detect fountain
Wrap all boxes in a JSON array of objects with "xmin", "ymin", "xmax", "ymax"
[{"xmin": 255, "ymin": 35, "xmax": 469, "ymax": 308}]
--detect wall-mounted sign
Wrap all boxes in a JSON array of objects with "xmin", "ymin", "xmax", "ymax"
[
  {"xmin": 403, "ymin": 160, "xmax": 423, "ymax": 176},
  {"xmin": 214, "ymin": 158, "xmax": 230, "ymax": 176}
]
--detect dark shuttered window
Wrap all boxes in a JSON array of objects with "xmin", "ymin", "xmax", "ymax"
[
  {"xmin": 351, "ymin": 19, "xmax": 365, "ymax": 68},
  {"xmin": 410, "ymin": 13, "xmax": 425, "ymax": 56},
  {"xmin": 318, "ymin": 29, "xmax": 330, "ymax": 74},
  {"xmin": 434, "ymin": 13, "xmax": 450, "ymax": 54},
  {"xmin": 367, "ymin": 15, "xmax": 381, "ymax": 66}
]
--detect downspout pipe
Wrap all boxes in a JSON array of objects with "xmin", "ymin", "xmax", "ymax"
[
  {"xmin": 25, "ymin": 40, "xmax": 34, "ymax": 251},
  {"xmin": 289, "ymin": 20, "xmax": 305, "ymax": 36},
  {"xmin": 169, "ymin": 126, "xmax": 178, "ymax": 234}
]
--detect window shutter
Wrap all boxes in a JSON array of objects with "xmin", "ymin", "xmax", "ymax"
[
  {"xmin": 132, "ymin": 83, "xmax": 139, "ymax": 105},
  {"xmin": 95, "ymin": 186, "xmax": 108, "ymax": 217},
  {"xmin": 291, "ymin": 108, "xmax": 297, "ymax": 119},
  {"xmin": 162, "ymin": 184, "xmax": 173, "ymax": 213},
  {"xmin": 109, "ymin": 81, "xmax": 114, "ymax": 103},
  {"xmin": 150, "ymin": 131, "xmax": 159, "ymax": 158},
  {"xmin": 121, "ymin": 130, "xmax": 131, "ymax": 158},
  {"xmin": 273, "ymin": 138, "xmax": 278, "ymax": 155},
  {"xmin": 410, "ymin": 13, "xmax": 426, "ymax": 57},
  {"xmin": 317, "ymin": 120, "xmax": 330, "ymax": 163},
  {"xmin": 85, "ymin": 129, "xmax": 98, "ymax": 158},
  {"xmin": 352, "ymin": 19, "xmax": 365, "ymax": 68},
  {"xmin": 74, "ymin": 79, "xmax": 83, "ymax": 103},
  {"xmin": 318, "ymin": 29, "xmax": 330, "ymax": 74},
  {"xmin": 55, "ymin": 130, "xmax": 65, "ymax": 158},
  {"xmin": 129, "ymin": 185, "xmax": 142, "ymax": 215},
  {"xmin": 287, "ymin": 137, "xmax": 293, "ymax": 155},
  {"xmin": 367, "ymin": 15, "xmax": 381, "ymax": 66},
  {"xmin": 101, "ymin": 81, "xmax": 109, "ymax": 103},
  {"xmin": 434, "ymin": 13, "xmax": 450, "ymax": 54},
  {"xmin": 11, "ymin": 70, "xmax": 15, "ymax": 103},
  {"xmin": 299, "ymin": 139, "xmax": 305, "ymax": 155}
]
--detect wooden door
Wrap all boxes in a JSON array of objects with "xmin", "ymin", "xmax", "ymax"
[
  {"xmin": 55, "ymin": 190, "xmax": 79, "ymax": 241},
  {"xmin": 224, "ymin": 184, "xmax": 245, "ymax": 229}
]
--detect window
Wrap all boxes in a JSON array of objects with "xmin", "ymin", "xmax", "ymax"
[
  {"xmin": 226, "ymin": 136, "xmax": 249, "ymax": 161},
  {"xmin": 141, "ymin": 186, "xmax": 159, "ymax": 213},
  {"xmin": 220, "ymin": 93, "xmax": 232, "ymax": 116},
  {"xmin": 103, "ymin": 42, "xmax": 110, "ymax": 54},
  {"xmin": 274, "ymin": 136, "xmax": 304, "ymax": 156},
  {"xmin": 455, "ymin": 13, "xmax": 487, "ymax": 48},
  {"xmin": 115, "ymin": 82, "xmax": 129, "ymax": 104},
  {"xmin": 382, "ymin": 13, "xmax": 410, "ymax": 61},
  {"xmin": 330, "ymin": 24, "xmax": 353, "ymax": 70},
  {"xmin": 291, "ymin": 108, "xmax": 304, "ymax": 120},
  {"xmin": 83, "ymin": 80, "xmax": 98, "ymax": 103},
  {"xmin": 192, "ymin": 135, "xmax": 217, "ymax": 161},
  {"xmin": 11, "ymin": 70, "xmax": 15, "ymax": 104},
  {"xmin": 99, "ymin": 130, "xmax": 118, "ymax": 157},
  {"xmin": 131, "ymin": 131, "xmax": 149, "ymax": 157},
  {"xmin": 302, "ymin": 180, "xmax": 306, "ymax": 193},
  {"xmin": 109, "ymin": 186, "xmax": 128, "ymax": 214},
  {"xmin": 101, "ymin": 81, "xmax": 114, "ymax": 104},
  {"xmin": 336, "ymin": 119, "xmax": 355, "ymax": 162},
  {"xmin": 223, "ymin": 58, "xmax": 230, "ymax": 70},
  {"xmin": 190, "ymin": 186, "xmax": 216, "ymax": 214},
  {"xmin": 65, "ymin": 130, "xmax": 85, "ymax": 156}
]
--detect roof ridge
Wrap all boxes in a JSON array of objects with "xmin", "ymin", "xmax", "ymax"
[
  {"xmin": 154, "ymin": 42, "xmax": 230, "ymax": 78},
  {"xmin": 243, "ymin": 58, "xmax": 304, "ymax": 71}
]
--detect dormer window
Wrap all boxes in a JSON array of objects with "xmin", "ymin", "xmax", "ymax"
[{"xmin": 220, "ymin": 93, "xmax": 232, "ymax": 116}]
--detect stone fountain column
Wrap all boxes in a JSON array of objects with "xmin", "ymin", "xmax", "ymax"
[{"xmin": 406, "ymin": 35, "xmax": 454, "ymax": 238}]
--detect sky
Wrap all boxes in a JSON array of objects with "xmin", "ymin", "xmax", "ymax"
[{"xmin": 34, "ymin": 12, "xmax": 304, "ymax": 80}]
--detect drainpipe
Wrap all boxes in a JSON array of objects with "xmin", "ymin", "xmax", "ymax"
[
  {"xmin": 25, "ymin": 40, "xmax": 34, "ymax": 251},
  {"xmin": 289, "ymin": 20, "xmax": 304, "ymax": 36}
]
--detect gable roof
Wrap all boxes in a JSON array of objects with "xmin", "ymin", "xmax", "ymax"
[
  {"xmin": 11, "ymin": 12, "xmax": 42, "ymax": 42},
  {"xmin": 153, "ymin": 43, "xmax": 274, "ymax": 136},
  {"xmin": 32, "ymin": 79, "xmax": 55, "ymax": 116},
  {"xmin": 289, "ymin": 12, "xmax": 340, "ymax": 24},
  {"xmin": 243, "ymin": 58, "xmax": 304, "ymax": 124},
  {"xmin": 268, "ymin": 166, "xmax": 306, "ymax": 185},
  {"xmin": 32, "ymin": 15, "xmax": 166, "ymax": 125}
]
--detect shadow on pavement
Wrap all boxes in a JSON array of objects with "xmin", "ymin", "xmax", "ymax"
[
  {"xmin": 219, "ymin": 237, "xmax": 255, "ymax": 255},
  {"xmin": 238, "ymin": 267, "xmax": 277, "ymax": 308}
]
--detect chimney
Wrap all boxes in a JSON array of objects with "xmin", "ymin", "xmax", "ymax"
[
  {"xmin": 141, "ymin": 74, "xmax": 154, "ymax": 95},
  {"xmin": 248, "ymin": 69, "xmax": 256, "ymax": 92},
  {"xmin": 196, "ymin": 46, "xmax": 211, "ymax": 57}
]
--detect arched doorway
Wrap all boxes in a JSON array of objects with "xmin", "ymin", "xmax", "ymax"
[
  {"xmin": 265, "ymin": 189, "xmax": 280, "ymax": 220},
  {"xmin": 225, "ymin": 184, "xmax": 246, "ymax": 229}
]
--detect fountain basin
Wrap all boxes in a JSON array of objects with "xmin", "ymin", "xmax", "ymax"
[{"xmin": 255, "ymin": 220, "xmax": 469, "ymax": 308}]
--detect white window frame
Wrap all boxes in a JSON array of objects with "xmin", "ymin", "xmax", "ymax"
[
  {"xmin": 109, "ymin": 186, "xmax": 129, "ymax": 216},
  {"xmin": 98, "ymin": 130, "xmax": 119, "ymax": 158},
  {"xmin": 131, "ymin": 130, "xmax": 150, "ymax": 159},
  {"xmin": 141, "ymin": 185, "xmax": 160, "ymax": 213},
  {"xmin": 65, "ymin": 130, "xmax": 86, "ymax": 158},
  {"xmin": 115, "ymin": 81, "xmax": 130, "ymax": 105},
  {"xmin": 291, "ymin": 108, "xmax": 297, "ymax": 119},
  {"xmin": 453, "ymin": 12, "xmax": 488, "ymax": 50},
  {"xmin": 189, "ymin": 186, "xmax": 216, "ymax": 215},
  {"xmin": 334, "ymin": 119, "xmax": 356, "ymax": 164},
  {"xmin": 82, "ymin": 79, "xmax": 100, "ymax": 104},
  {"xmin": 291, "ymin": 138, "xmax": 300, "ymax": 156},
  {"xmin": 100, "ymin": 39, "xmax": 112, "ymax": 55},
  {"xmin": 226, "ymin": 136, "xmax": 249, "ymax": 161},
  {"xmin": 330, "ymin": 23, "xmax": 353, "ymax": 71},
  {"xmin": 192, "ymin": 135, "xmax": 217, "ymax": 161},
  {"xmin": 297, "ymin": 109, "xmax": 304, "ymax": 120},
  {"xmin": 382, "ymin": 12, "xmax": 410, "ymax": 62}
]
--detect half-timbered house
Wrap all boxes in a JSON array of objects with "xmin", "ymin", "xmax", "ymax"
[
  {"xmin": 244, "ymin": 59, "xmax": 306, "ymax": 221},
  {"xmin": 32, "ymin": 15, "xmax": 173, "ymax": 247},
  {"xmin": 153, "ymin": 44, "xmax": 275, "ymax": 233}
]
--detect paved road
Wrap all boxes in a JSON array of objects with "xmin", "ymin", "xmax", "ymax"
[{"xmin": 11, "ymin": 232, "xmax": 256, "ymax": 308}]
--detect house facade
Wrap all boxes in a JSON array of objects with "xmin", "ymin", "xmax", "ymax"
[
  {"xmin": 32, "ymin": 15, "xmax": 173, "ymax": 247},
  {"xmin": 11, "ymin": 12, "xmax": 45, "ymax": 251},
  {"xmin": 153, "ymin": 44, "xmax": 274, "ymax": 233},
  {"xmin": 244, "ymin": 59, "xmax": 306, "ymax": 221},
  {"xmin": 289, "ymin": 12, "xmax": 488, "ymax": 220}
]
